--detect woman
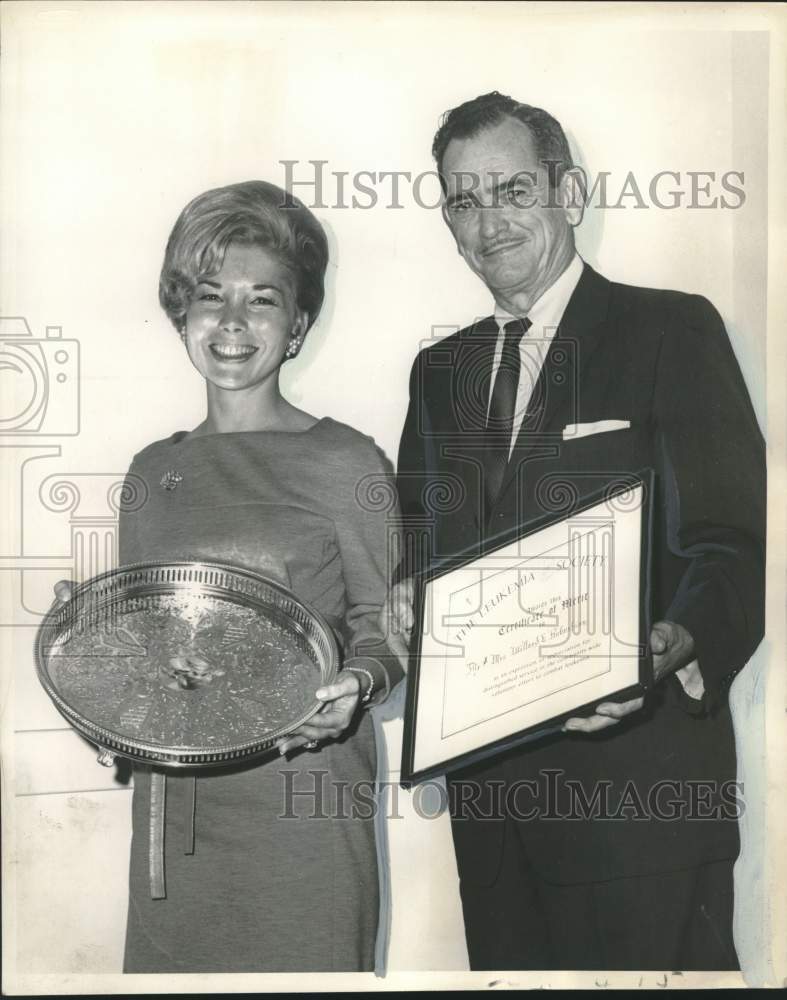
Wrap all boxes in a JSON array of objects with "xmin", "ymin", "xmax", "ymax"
[{"xmin": 61, "ymin": 180, "xmax": 402, "ymax": 973}]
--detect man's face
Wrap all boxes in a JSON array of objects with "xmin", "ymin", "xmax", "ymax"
[{"xmin": 441, "ymin": 117, "xmax": 581, "ymax": 305}]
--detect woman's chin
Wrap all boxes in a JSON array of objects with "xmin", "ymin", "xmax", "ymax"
[{"xmin": 199, "ymin": 365, "xmax": 272, "ymax": 392}]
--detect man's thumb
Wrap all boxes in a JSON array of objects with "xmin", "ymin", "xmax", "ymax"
[{"xmin": 650, "ymin": 622, "xmax": 671, "ymax": 653}]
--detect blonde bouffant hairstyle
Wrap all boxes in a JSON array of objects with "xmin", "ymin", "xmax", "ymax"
[{"xmin": 159, "ymin": 180, "xmax": 329, "ymax": 334}]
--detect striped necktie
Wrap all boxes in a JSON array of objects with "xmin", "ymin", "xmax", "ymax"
[{"xmin": 484, "ymin": 317, "xmax": 532, "ymax": 516}]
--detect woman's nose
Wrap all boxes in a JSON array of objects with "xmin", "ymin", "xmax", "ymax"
[{"xmin": 220, "ymin": 303, "xmax": 248, "ymax": 332}]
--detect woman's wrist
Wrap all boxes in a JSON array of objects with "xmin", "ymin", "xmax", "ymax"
[
  {"xmin": 344, "ymin": 656, "xmax": 389, "ymax": 706},
  {"xmin": 344, "ymin": 664, "xmax": 374, "ymax": 704}
]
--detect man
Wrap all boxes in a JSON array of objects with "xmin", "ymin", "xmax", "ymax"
[{"xmin": 386, "ymin": 92, "xmax": 765, "ymax": 970}]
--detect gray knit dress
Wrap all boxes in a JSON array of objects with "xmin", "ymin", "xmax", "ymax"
[{"xmin": 118, "ymin": 418, "xmax": 401, "ymax": 973}]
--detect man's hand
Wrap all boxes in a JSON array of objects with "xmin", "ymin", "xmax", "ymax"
[
  {"xmin": 277, "ymin": 672, "xmax": 362, "ymax": 755},
  {"xmin": 562, "ymin": 620, "xmax": 696, "ymax": 734},
  {"xmin": 650, "ymin": 620, "xmax": 696, "ymax": 685},
  {"xmin": 562, "ymin": 693, "xmax": 645, "ymax": 735},
  {"xmin": 379, "ymin": 578, "xmax": 414, "ymax": 672}
]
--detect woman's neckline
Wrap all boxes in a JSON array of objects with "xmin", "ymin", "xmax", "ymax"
[{"xmin": 171, "ymin": 416, "xmax": 329, "ymax": 444}]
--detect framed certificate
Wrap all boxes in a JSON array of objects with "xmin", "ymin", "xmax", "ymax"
[{"xmin": 401, "ymin": 471, "xmax": 655, "ymax": 786}]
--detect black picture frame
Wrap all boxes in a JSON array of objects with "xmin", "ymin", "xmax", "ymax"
[{"xmin": 400, "ymin": 469, "xmax": 655, "ymax": 788}]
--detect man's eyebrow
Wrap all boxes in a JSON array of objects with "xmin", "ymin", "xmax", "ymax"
[
  {"xmin": 445, "ymin": 172, "xmax": 539, "ymax": 208},
  {"xmin": 489, "ymin": 173, "xmax": 537, "ymax": 199}
]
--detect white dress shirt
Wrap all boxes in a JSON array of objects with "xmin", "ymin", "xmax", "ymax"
[{"xmin": 488, "ymin": 252, "xmax": 584, "ymax": 454}]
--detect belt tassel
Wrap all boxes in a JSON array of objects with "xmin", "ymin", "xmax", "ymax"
[
  {"xmin": 184, "ymin": 776, "xmax": 196, "ymax": 855},
  {"xmin": 148, "ymin": 770, "xmax": 167, "ymax": 899},
  {"xmin": 148, "ymin": 772, "xmax": 198, "ymax": 898}
]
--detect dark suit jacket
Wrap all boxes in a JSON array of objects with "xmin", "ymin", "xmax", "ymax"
[{"xmin": 396, "ymin": 263, "xmax": 765, "ymax": 886}]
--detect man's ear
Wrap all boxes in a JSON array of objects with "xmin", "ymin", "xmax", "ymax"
[{"xmin": 559, "ymin": 166, "xmax": 587, "ymax": 227}]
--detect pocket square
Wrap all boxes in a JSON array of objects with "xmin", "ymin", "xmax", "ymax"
[{"xmin": 562, "ymin": 419, "xmax": 631, "ymax": 440}]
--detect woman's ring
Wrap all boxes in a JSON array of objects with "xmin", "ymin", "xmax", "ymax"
[{"xmin": 305, "ymin": 740, "xmax": 319, "ymax": 750}]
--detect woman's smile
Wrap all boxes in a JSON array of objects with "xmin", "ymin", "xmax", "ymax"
[{"xmin": 209, "ymin": 342, "xmax": 260, "ymax": 362}]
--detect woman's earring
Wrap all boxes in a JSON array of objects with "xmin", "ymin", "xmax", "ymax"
[{"xmin": 285, "ymin": 337, "xmax": 302, "ymax": 358}]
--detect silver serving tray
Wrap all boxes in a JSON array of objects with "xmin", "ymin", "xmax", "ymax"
[{"xmin": 35, "ymin": 561, "xmax": 340, "ymax": 768}]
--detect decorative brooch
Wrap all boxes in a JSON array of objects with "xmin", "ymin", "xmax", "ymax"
[{"xmin": 160, "ymin": 470, "xmax": 183, "ymax": 491}]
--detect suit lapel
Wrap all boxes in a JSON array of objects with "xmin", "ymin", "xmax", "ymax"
[
  {"xmin": 498, "ymin": 263, "xmax": 613, "ymax": 496},
  {"xmin": 450, "ymin": 316, "xmax": 499, "ymax": 433},
  {"xmin": 445, "ymin": 317, "xmax": 498, "ymax": 529}
]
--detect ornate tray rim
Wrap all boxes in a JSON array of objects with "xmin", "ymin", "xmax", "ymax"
[{"xmin": 34, "ymin": 559, "xmax": 341, "ymax": 768}]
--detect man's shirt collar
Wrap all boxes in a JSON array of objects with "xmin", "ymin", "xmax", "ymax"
[{"xmin": 494, "ymin": 252, "xmax": 584, "ymax": 332}]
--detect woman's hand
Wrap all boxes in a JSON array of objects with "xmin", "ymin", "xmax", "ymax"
[{"xmin": 277, "ymin": 671, "xmax": 362, "ymax": 755}]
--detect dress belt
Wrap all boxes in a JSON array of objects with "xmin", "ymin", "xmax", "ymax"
[{"xmin": 148, "ymin": 771, "xmax": 197, "ymax": 898}]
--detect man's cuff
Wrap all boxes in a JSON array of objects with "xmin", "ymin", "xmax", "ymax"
[
  {"xmin": 664, "ymin": 592, "xmax": 744, "ymax": 709},
  {"xmin": 666, "ymin": 673, "xmax": 709, "ymax": 717}
]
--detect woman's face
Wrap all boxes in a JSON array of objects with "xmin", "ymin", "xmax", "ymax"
[{"xmin": 182, "ymin": 241, "xmax": 306, "ymax": 394}]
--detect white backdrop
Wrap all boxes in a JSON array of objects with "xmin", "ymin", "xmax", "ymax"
[{"xmin": 1, "ymin": 2, "xmax": 784, "ymax": 992}]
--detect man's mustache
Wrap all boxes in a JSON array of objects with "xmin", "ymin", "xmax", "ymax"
[{"xmin": 480, "ymin": 237, "xmax": 529, "ymax": 257}]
